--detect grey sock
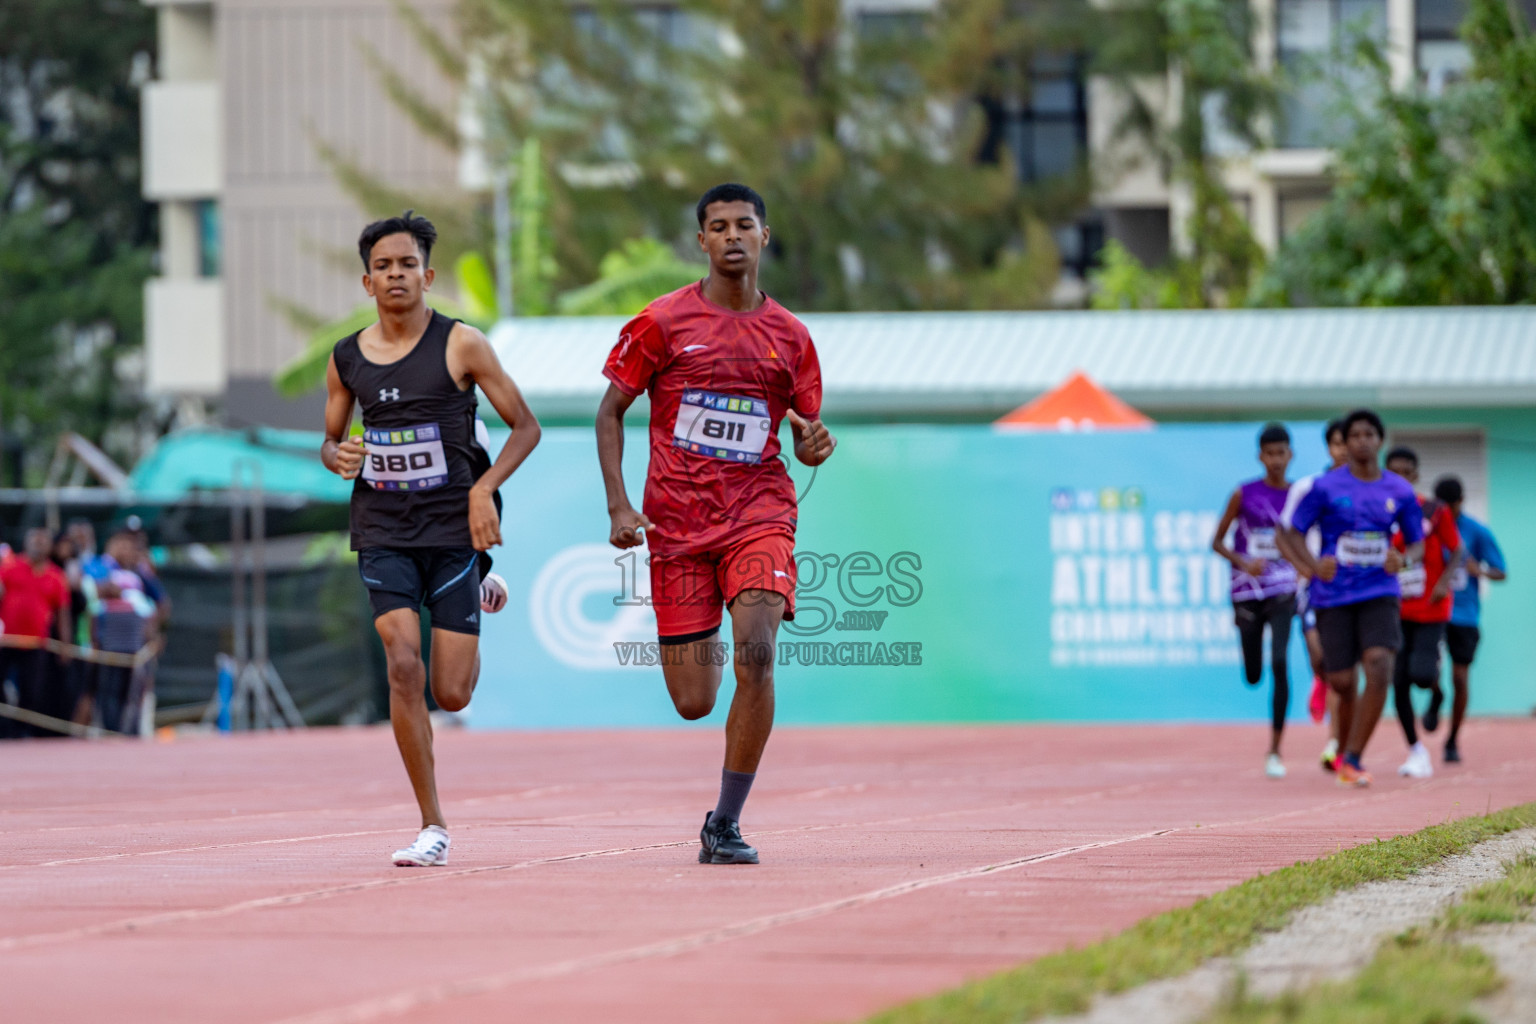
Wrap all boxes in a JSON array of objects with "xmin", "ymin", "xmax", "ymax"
[{"xmin": 711, "ymin": 768, "xmax": 756, "ymax": 825}]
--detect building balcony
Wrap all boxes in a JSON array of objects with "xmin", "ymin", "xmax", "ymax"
[
  {"xmin": 146, "ymin": 277, "xmax": 225, "ymax": 397},
  {"xmin": 142, "ymin": 80, "xmax": 221, "ymax": 200}
]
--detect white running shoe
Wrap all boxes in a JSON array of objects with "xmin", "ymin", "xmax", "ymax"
[
  {"xmin": 1265, "ymin": 754, "xmax": 1287, "ymax": 779},
  {"xmin": 392, "ymin": 825, "xmax": 450, "ymax": 867},
  {"xmin": 1398, "ymin": 741, "xmax": 1434, "ymax": 779},
  {"xmin": 480, "ymin": 572, "xmax": 508, "ymax": 614}
]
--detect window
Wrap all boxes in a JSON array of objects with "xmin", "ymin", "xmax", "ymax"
[
  {"xmin": 1280, "ymin": 190, "xmax": 1330, "ymax": 239},
  {"xmin": 973, "ymin": 53, "xmax": 1099, "ymax": 275},
  {"xmin": 1418, "ymin": 0, "xmax": 1536, "ymax": 93},
  {"xmin": 1276, "ymin": 0, "xmax": 1387, "ymax": 148},
  {"xmin": 197, "ymin": 200, "xmax": 220, "ymax": 278},
  {"xmin": 1387, "ymin": 429, "xmax": 1489, "ymax": 520}
]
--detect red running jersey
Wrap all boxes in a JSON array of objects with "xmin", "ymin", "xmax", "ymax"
[
  {"xmin": 603, "ymin": 282, "xmax": 822, "ymax": 557},
  {"xmin": 1394, "ymin": 495, "xmax": 1462, "ymax": 623}
]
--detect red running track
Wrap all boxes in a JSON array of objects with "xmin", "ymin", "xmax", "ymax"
[{"xmin": 2, "ymin": 720, "xmax": 1533, "ymax": 1024}]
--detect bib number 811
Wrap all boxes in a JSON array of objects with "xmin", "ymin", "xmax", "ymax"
[{"xmin": 703, "ymin": 419, "xmax": 746, "ymax": 443}]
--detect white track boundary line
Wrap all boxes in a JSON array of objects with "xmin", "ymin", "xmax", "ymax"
[{"xmin": 271, "ymin": 829, "xmax": 1179, "ymax": 1024}]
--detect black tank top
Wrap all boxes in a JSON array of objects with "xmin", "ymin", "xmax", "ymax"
[{"xmin": 332, "ymin": 310, "xmax": 494, "ymax": 550}]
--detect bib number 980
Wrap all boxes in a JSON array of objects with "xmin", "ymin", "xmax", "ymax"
[{"xmin": 361, "ymin": 423, "xmax": 449, "ymax": 491}]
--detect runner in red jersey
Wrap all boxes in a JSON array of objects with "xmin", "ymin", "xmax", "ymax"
[
  {"xmin": 1384, "ymin": 447, "xmax": 1465, "ymax": 778},
  {"xmin": 597, "ymin": 183, "xmax": 835, "ymax": 865}
]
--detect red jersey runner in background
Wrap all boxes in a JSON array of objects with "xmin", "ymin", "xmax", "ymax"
[
  {"xmin": 603, "ymin": 281, "xmax": 822, "ymax": 559},
  {"xmin": 1386, "ymin": 443, "xmax": 1466, "ymax": 779},
  {"xmin": 1395, "ymin": 496, "xmax": 1461, "ymax": 624}
]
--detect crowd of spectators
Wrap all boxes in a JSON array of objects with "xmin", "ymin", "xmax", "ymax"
[{"xmin": 0, "ymin": 519, "xmax": 169, "ymax": 738}]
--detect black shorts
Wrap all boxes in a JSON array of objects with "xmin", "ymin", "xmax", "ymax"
[
  {"xmin": 1397, "ymin": 618, "xmax": 1445, "ymax": 686},
  {"xmin": 1315, "ymin": 595, "xmax": 1402, "ymax": 673},
  {"xmin": 1445, "ymin": 623, "xmax": 1481, "ymax": 666},
  {"xmin": 358, "ymin": 546, "xmax": 486, "ymax": 636}
]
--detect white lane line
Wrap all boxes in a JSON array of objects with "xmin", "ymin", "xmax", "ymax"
[
  {"xmin": 0, "ymin": 839, "xmax": 697, "ymax": 953},
  {"xmin": 270, "ymin": 830, "xmax": 1179, "ymax": 1024},
  {"xmin": 0, "ymin": 780, "xmax": 1170, "ymax": 947}
]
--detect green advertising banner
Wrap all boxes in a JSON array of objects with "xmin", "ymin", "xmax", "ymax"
[{"xmin": 466, "ymin": 422, "xmax": 1514, "ymax": 728}]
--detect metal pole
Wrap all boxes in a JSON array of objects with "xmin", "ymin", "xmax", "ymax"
[
  {"xmin": 250, "ymin": 463, "xmax": 267, "ymax": 667},
  {"xmin": 492, "ymin": 163, "xmax": 514, "ymax": 320}
]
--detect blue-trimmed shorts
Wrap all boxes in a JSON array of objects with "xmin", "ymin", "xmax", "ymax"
[{"xmin": 358, "ymin": 546, "xmax": 484, "ymax": 636}]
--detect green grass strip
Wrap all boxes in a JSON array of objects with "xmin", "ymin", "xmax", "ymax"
[
  {"xmin": 1201, "ymin": 846, "xmax": 1536, "ymax": 1023},
  {"xmin": 1440, "ymin": 850, "xmax": 1536, "ymax": 932},
  {"xmin": 1200, "ymin": 934, "xmax": 1502, "ymax": 1024},
  {"xmin": 861, "ymin": 801, "xmax": 1536, "ymax": 1024}
]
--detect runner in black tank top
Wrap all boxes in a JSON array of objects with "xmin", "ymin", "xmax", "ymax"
[
  {"xmin": 322, "ymin": 211, "xmax": 542, "ymax": 867},
  {"xmin": 333, "ymin": 308, "xmax": 496, "ymax": 551}
]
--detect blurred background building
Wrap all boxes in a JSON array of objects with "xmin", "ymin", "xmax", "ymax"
[{"xmin": 141, "ymin": 0, "xmax": 456, "ymax": 428}]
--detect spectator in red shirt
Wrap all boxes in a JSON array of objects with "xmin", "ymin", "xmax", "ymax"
[{"xmin": 0, "ymin": 528, "xmax": 73, "ymax": 738}]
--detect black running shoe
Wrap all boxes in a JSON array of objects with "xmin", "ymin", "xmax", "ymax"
[
  {"xmin": 1422, "ymin": 687, "xmax": 1443, "ymax": 734},
  {"xmin": 1444, "ymin": 740, "xmax": 1461, "ymax": 763},
  {"xmin": 698, "ymin": 812, "xmax": 759, "ymax": 864}
]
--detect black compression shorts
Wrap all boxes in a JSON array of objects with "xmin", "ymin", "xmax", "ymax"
[{"xmin": 358, "ymin": 546, "xmax": 486, "ymax": 636}]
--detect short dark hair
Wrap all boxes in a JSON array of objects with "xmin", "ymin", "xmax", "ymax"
[
  {"xmin": 1385, "ymin": 445, "xmax": 1418, "ymax": 468},
  {"xmin": 1433, "ymin": 475, "xmax": 1464, "ymax": 505},
  {"xmin": 1325, "ymin": 418, "xmax": 1346, "ymax": 443},
  {"xmin": 1258, "ymin": 422, "xmax": 1290, "ymax": 447},
  {"xmin": 358, "ymin": 209, "xmax": 437, "ymax": 271},
  {"xmin": 696, "ymin": 183, "xmax": 767, "ymax": 227},
  {"xmin": 1340, "ymin": 408, "xmax": 1385, "ymax": 441}
]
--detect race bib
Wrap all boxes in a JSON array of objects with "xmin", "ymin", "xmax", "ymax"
[
  {"xmin": 1398, "ymin": 564, "xmax": 1427, "ymax": 599},
  {"xmin": 361, "ymin": 423, "xmax": 449, "ymax": 491},
  {"xmin": 1336, "ymin": 531, "xmax": 1389, "ymax": 567},
  {"xmin": 1450, "ymin": 566, "xmax": 1470, "ymax": 591},
  {"xmin": 672, "ymin": 390, "xmax": 772, "ymax": 464},
  {"xmin": 1247, "ymin": 528, "xmax": 1280, "ymax": 561}
]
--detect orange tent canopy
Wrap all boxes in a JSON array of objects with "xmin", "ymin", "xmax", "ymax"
[{"xmin": 994, "ymin": 371, "xmax": 1153, "ymax": 431}]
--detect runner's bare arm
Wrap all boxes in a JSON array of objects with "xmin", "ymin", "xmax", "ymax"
[
  {"xmin": 1431, "ymin": 542, "xmax": 1468, "ymax": 603},
  {"xmin": 596, "ymin": 384, "xmax": 653, "ymax": 548},
  {"xmin": 1211, "ymin": 488, "xmax": 1263, "ymax": 575},
  {"xmin": 1273, "ymin": 522, "xmax": 1312, "ymax": 579},
  {"xmin": 321, "ymin": 354, "xmax": 364, "ymax": 479},
  {"xmin": 1385, "ymin": 539, "xmax": 1424, "ymax": 575},
  {"xmin": 449, "ymin": 323, "xmax": 542, "ymax": 552},
  {"xmin": 1279, "ymin": 524, "xmax": 1329, "ymax": 581},
  {"xmin": 785, "ymin": 408, "xmax": 836, "ymax": 466}
]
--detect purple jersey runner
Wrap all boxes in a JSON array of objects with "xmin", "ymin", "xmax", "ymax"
[
  {"xmin": 1230, "ymin": 478, "xmax": 1298, "ymax": 602},
  {"xmin": 1288, "ymin": 466, "xmax": 1424, "ymax": 609}
]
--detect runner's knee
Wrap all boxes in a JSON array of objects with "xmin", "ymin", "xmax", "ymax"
[
  {"xmin": 384, "ymin": 639, "xmax": 424, "ymax": 689},
  {"xmin": 673, "ymin": 693, "xmax": 716, "ymax": 720},
  {"xmin": 1361, "ymin": 648, "xmax": 1393, "ymax": 679},
  {"xmin": 433, "ymin": 683, "xmax": 471, "ymax": 713}
]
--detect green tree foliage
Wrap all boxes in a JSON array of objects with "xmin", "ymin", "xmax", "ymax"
[
  {"xmin": 1089, "ymin": 0, "xmax": 1272, "ymax": 308},
  {"xmin": 1257, "ymin": 0, "xmax": 1536, "ymax": 305},
  {"xmin": 336, "ymin": 0, "xmax": 1080, "ymax": 317},
  {"xmin": 554, "ymin": 238, "xmax": 704, "ymax": 315},
  {"xmin": 0, "ymin": 0, "xmax": 156, "ymax": 478}
]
